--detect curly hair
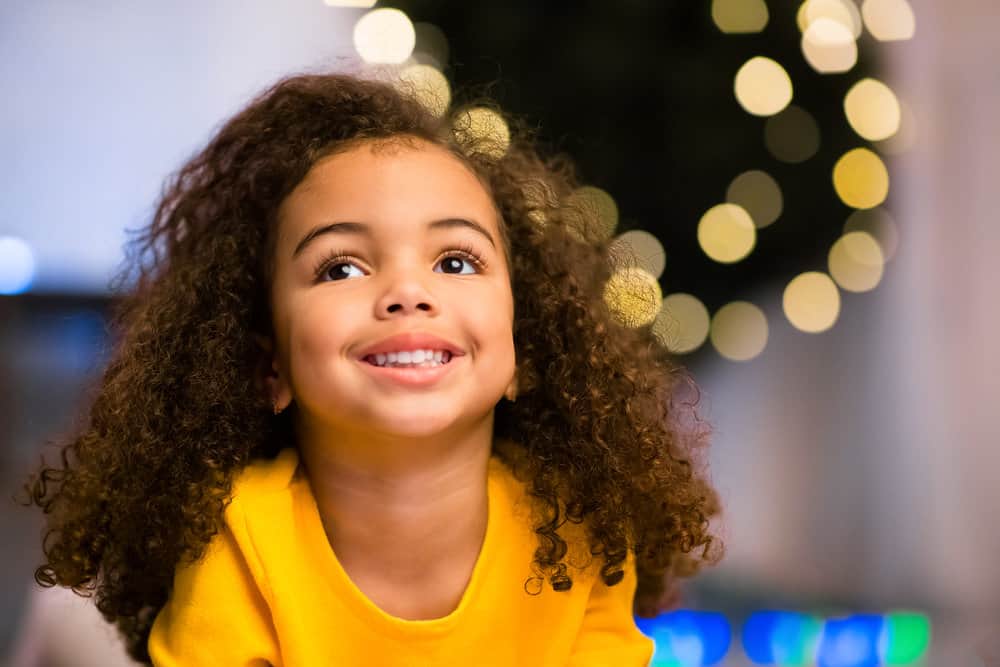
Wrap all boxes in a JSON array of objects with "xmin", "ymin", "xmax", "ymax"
[{"xmin": 22, "ymin": 70, "xmax": 722, "ymax": 663}]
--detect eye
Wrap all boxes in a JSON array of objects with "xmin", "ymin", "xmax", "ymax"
[
  {"xmin": 313, "ymin": 252, "xmax": 364, "ymax": 282},
  {"xmin": 327, "ymin": 262, "xmax": 364, "ymax": 280},
  {"xmin": 434, "ymin": 242, "xmax": 488, "ymax": 275},
  {"xmin": 434, "ymin": 251, "xmax": 482, "ymax": 276}
]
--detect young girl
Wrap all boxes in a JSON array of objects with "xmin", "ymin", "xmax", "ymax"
[{"xmin": 25, "ymin": 71, "xmax": 721, "ymax": 666}]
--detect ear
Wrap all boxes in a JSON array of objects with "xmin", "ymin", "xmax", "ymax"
[
  {"xmin": 503, "ymin": 369, "xmax": 518, "ymax": 403},
  {"xmin": 254, "ymin": 333, "xmax": 293, "ymax": 413}
]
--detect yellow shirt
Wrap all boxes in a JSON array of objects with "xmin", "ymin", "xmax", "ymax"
[{"xmin": 148, "ymin": 447, "xmax": 654, "ymax": 666}]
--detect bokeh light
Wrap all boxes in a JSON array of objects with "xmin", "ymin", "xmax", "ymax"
[
  {"xmin": 802, "ymin": 18, "xmax": 858, "ymax": 73},
  {"xmin": 880, "ymin": 612, "xmax": 931, "ymax": 664},
  {"xmin": 874, "ymin": 97, "xmax": 918, "ymax": 155},
  {"xmin": 783, "ymin": 271, "xmax": 841, "ymax": 333},
  {"xmin": 828, "ymin": 231, "xmax": 885, "ymax": 292},
  {"xmin": 637, "ymin": 610, "xmax": 731, "ymax": 667},
  {"xmin": 697, "ymin": 204, "xmax": 757, "ymax": 264},
  {"xmin": 412, "ymin": 21, "xmax": 449, "ymax": 69},
  {"xmin": 451, "ymin": 107, "xmax": 510, "ymax": 160},
  {"xmin": 833, "ymin": 148, "xmax": 890, "ymax": 209},
  {"xmin": 608, "ymin": 229, "xmax": 666, "ymax": 278},
  {"xmin": 710, "ymin": 301, "xmax": 769, "ymax": 362},
  {"xmin": 711, "ymin": 0, "xmax": 769, "ymax": 34},
  {"xmin": 604, "ymin": 267, "xmax": 663, "ymax": 328},
  {"xmin": 861, "ymin": 0, "xmax": 916, "ymax": 41},
  {"xmin": 818, "ymin": 615, "xmax": 883, "ymax": 667},
  {"xmin": 726, "ymin": 170, "xmax": 783, "ymax": 229},
  {"xmin": 395, "ymin": 64, "xmax": 451, "ymax": 117},
  {"xmin": 0, "ymin": 236, "xmax": 37, "ymax": 295},
  {"xmin": 765, "ymin": 105, "xmax": 821, "ymax": 164},
  {"xmin": 652, "ymin": 294, "xmax": 711, "ymax": 354},
  {"xmin": 844, "ymin": 78, "xmax": 901, "ymax": 141},
  {"xmin": 743, "ymin": 610, "xmax": 825, "ymax": 664},
  {"xmin": 844, "ymin": 207, "xmax": 899, "ymax": 262},
  {"xmin": 353, "ymin": 8, "xmax": 416, "ymax": 64},
  {"xmin": 801, "ymin": 0, "xmax": 864, "ymax": 38},
  {"xmin": 564, "ymin": 186, "xmax": 620, "ymax": 242},
  {"xmin": 734, "ymin": 57, "xmax": 794, "ymax": 117}
]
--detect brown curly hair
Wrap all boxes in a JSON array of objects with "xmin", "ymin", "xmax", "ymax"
[{"xmin": 22, "ymin": 70, "xmax": 722, "ymax": 663}]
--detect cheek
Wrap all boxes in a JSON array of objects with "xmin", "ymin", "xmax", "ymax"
[{"xmin": 288, "ymin": 294, "xmax": 359, "ymax": 361}]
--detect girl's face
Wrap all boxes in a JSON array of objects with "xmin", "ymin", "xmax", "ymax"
[{"xmin": 266, "ymin": 138, "xmax": 516, "ymax": 440}]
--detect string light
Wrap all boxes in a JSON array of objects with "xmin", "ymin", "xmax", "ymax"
[
  {"xmin": 711, "ymin": 0, "xmax": 769, "ymax": 34},
  {"xmin": 726, "ymin": 170, "xmax": 783, "ymax": 229},
  {"xmin": 734, "ymin": 57, "xmax": 794, "ymax": 116},
  {"xmin": 653, "ymin": 294, "xmax": 711, "ymax": 354},
  {"xmin": 833, "ymin": 148, "xmax": 890, "ymax": 209},
  {"xmin": 697, "ymin": 204, "xmax": 756, "ymax": 264},
  {"xmin": 710, "ymin": 301, "xmax": 769, "ymax": 362},
  {"xmin": 353, "ymin": 8, "xmax": 416, "ymax": 64},
  {"xmin": 844, "ymin": 78, "xmax": 902, "ymax": 141},
  {"xmin": 783, "ymin": 271, "xmax": 841, "ymax": 333}
]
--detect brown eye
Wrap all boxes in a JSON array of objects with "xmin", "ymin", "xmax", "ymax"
[{"xmin": 437, "ymin": 256, "xmax": 475, "ymax": 274}]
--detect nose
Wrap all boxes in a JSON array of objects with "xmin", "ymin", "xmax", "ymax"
[{"xmin": 374, "ymin": 270, "xmax": 438, "ymax": 317}]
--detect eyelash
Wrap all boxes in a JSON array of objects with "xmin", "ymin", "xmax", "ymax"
[{"xmin": 311, "ymin": 242, "xmax": 489, "ymax": 282}]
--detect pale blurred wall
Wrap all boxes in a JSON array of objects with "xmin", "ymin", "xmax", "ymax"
[{"xmin": 700, "ymin": 0, "xmax": 1000, "ymax": 616}]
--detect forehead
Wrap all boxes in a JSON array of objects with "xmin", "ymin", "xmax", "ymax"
[{"xmin": 277, "ymin": 138, "xmax": 499, "ymax": 242}]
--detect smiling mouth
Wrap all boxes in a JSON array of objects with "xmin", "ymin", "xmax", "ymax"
[{"xmin": 361, "ymin": 351, "xmax": 454, "ymax": 368}]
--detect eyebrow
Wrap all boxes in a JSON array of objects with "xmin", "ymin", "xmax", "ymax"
[{"xmin": 291, "ymin": 218, "xmax": 497, "ymax": 259}]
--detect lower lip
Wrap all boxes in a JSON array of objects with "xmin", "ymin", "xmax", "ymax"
[{"xmin": 357, "ymin": 355, "xmax": 461, "ymax": 387}]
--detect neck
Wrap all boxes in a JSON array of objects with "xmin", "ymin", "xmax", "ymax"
[{"xmin": 293, "ymin": 412, "xmax": 494, "ymax": 581}]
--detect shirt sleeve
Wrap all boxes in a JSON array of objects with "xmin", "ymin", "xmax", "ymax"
[
  {"xmin": 566, "ymin": 554, "xmax": 655, "ymax": 667},
  {"xmin": 147, "ymin": 502, "xmax": 281, "ymax": 667}
]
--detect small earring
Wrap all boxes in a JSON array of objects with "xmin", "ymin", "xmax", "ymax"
[{"xmin": 272, "ymin": 399, "xmax": 284, "ymax": 415}]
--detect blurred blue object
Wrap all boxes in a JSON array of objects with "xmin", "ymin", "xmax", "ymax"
[
  {"xmin": 636, "ymin": 610, "xmax": 730, "ymax": 666},
  {"xmin": 817, "ymin": 614, "xmax": 883, "ymax": 667}
]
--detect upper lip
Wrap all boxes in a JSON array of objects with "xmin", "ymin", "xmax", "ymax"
[{"xmin": 356, "ymin": 332, "xmax": 466, "ymax": 359}]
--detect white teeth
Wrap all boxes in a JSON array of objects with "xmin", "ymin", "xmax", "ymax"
[{"xmin": 366, "ymin": 349, "xmax": 453, "ymax": 367}]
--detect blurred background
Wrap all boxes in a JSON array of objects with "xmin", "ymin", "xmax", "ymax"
[{"xmin": 2, "ymin": 0, "xmax": 998, "ymax": 665}]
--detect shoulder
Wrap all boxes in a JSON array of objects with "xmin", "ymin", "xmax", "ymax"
[{"xmin": 230, "ymin": 447, "xmax": 301, "ymax": 501}]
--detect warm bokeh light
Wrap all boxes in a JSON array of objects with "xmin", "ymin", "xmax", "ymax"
[
  {"xmin": 801, "ymin": 0, "xmax": 863, "ymax": 38},
  {"xmin": 862, "ymin": 0, "xmax": 916, "ymax": 41},
  {"xmin": 844, "ymin": 78, "xmax": 901, "ymax": 141},
  {"xmin": 603, "ymin": 267, "xmax": 663, "ymax": 328},
  {"xmin": 653, "ymin": 294, "xmax": 711, "ymax": 354},
  {"xmin": 353, "ymin": 8, "xmax": 416, "ymax": 64},
  {"xmin": 764, "ymin": 105, "xmax": 821, "ymax": 163},
  {"xmin": 726, "ymin": 170, "xmax": 783, "ymax": 229},
  {"xmin": 608, "ymin": 229, "xmax": 666, "ymax": 278},
  {"xmin": 844, "ymin": 207, "xmax": 899, "ymax": 262},
  {"xmin": 710, "ymin": 301, "xmax": 769, "ymax": 362},
  {"xmin": 711, "ymin": 0, "xmax": 769, "ymax": 34},
  {"xmin": 450, "ymin": 107, "xmax": 510, "ymax": 160},
  {"xmin": 875, "ymin": 97, "xmax": 918, "ymax": 154},
  {"xmin": 734, "ymin": 57, "xmax": 794, "ymax": 117},
  {"xmin": 802, "ymin": 18, "xmax": 858, "ymax": 73},
  {"xmin": 833, "ymin": 148, "xmax": 890, "ymax": 209},
  {"xmin": 412, "ymin": 22, "xmax": 449, "ymax": 69},
  {"xmin": 783, "ymin": 271, "xmax": 841, "ymax": 333},
  {"xmin": 564, "ymin": 186, "xmax": 619, "ymax": 242},
  {"xmin": 522, "ymin": 181, "xmax": 558, "ymax": 229},
  {"xmin": 395, "ymin": 64, "xmax": 451, "ymax": 117},
  {"xmin": 829, "ymin": 231, "xmax": 885, "ymax": 292},
  {"xmin": 697, "ymin": 204, "xmax": 757, "ymax": 264}
]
